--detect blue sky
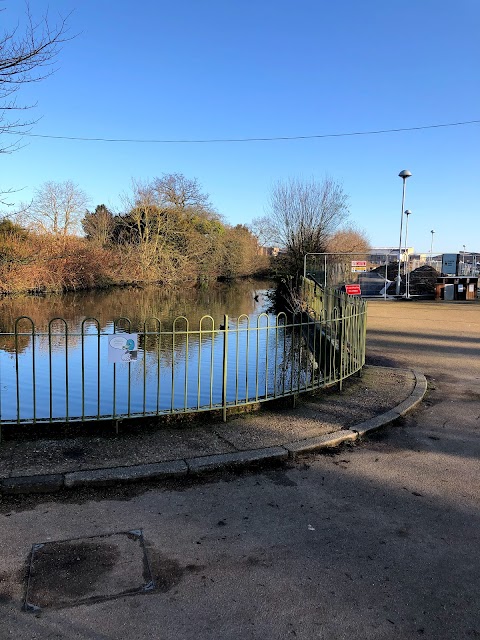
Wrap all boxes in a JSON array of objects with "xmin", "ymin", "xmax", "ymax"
[{"xmin": 1, "ymin": 0, "xmax": 479, "ymax": 253}]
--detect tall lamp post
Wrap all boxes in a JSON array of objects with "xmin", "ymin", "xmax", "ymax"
[
  {"xmin": 396, "ymin": 170, "xmax": 412, "ymax": 295},
  {"xmin": 430, "ymin": 230, "xmax": 435, "ymax": 263},
  {"xmin": 404, "ymin": 210, "xmax": 412, "ymax": 298}
]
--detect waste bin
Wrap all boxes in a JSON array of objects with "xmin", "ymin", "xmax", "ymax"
[
  {"xmin": 444, "ymin": 284, "xmax": 454, "ymax": 301},
  {"xmin": 435, "ymin": 276, "xmax": 479, "ymax": 300}
]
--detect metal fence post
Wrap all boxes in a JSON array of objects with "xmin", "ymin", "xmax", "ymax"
[
  {"xmin": 222, "ymin": 314, "xmax": 228, "ymax": 422},
  {"xmin": 338, "ymin": 300, "xmax": 345, "ymax": 391}
]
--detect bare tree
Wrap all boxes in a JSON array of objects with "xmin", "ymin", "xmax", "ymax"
[
  {"xmin": 266, "ymin": 176, "xmax": 350, "ymax": 274},
  {"xmin": 249, "ymin": 215, "xmax": 277, "ymax": 249},
  {"xmin": 0, "ymin": 3, "xmax": 71, "ymax": 153},
  {"xmin": 153, "ymin": 173, "xmax": 212, "ymax": 211},
  {"xmin": 0, "ymin": 3, "xmax": 71, "ymax": 205},
  {"xmin": 28, "ymin": 180, "xmax": 89, "ymax": 237}
]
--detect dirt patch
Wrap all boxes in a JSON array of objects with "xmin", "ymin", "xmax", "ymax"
[
  {"xmin": 26, "ymin": 539, "xmax": 120, "ymax": 608},
  {"xmin": 24, "ymin": 530, "xmax": 155, "ymax": 610}
]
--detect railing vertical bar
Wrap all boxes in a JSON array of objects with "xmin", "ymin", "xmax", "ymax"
[
  {"xmin": 184, "ymin": 322, "xmax": 189, "ymax": 412},
  {"xmin": 209, "ymin": 322, "xmax": 214, "ymax": 408},
  {"xmin": 273, "ymin": 315, "xmax": 279, "ymax": 398},
  {"xmin": 112, "ymin": 323, "xmax": 117, "ymax": 419},
  {"xmin": 289, "ymin": 316, "xmax": 295, "ymax": 396},
  {"xmin": 127, "ymin": 358, "xmax": 132, "ymax": 418},
  {"xmin": 245, "ymin": 317, "xmax": 250, "ymax": 402},
  {"xmin": 265, "ymin": 319, "xmax": 269, "ymax": 399},
  {"xmin": 326, "ymin": 309, "xmax": 332, "ymax": 386},
  {"xmin": 65, "ymin": 323, "xmax": 69, "ymax": 423},
  {"xmin": 298, "ymin": 311, "xmax": 304, "ymax": 394},
  {"xmin": 31, "ymin": 328, "xmax": 36, "ymax": 424},
  {"xmin": 197, "ymin": 321, "xmax": 202, "ymax": 410},
  {"xmin": 157, "ymin": 321, "xmax": 162, "ymax": 414},
  {"xmin": 13, "ymin": 318, "xmax": 35, "ymax": 423},
  {"xmin": 14, "ymin": 323, "xmax": 21, "ymax": 424},
  {"xmin": 171, "ymin": 324, "xmax": 175, "ymax": 413},
  {"xmin": 306, "ymin": 311, "xmax": 312, "ymax": 391},
  {"xmin": 0, "ymin": 340, "xmax": 2, "ymax": 430},
  {"xmin": 282, "ymin": 317, "xmax": 287, "ymax": 396},
  {"xmin": 48, "ymin": 322, "xmax": 53, "ymax": 422},
  {"xmin": 222, "ymin": 315, "xmax": 228, "ymax": 421},
  {"xmin": 0, "ymin": 336, "xmax": 2, "ymax": 428},
  {"xmin": 255, "ymin": 322, "xmax": 260, "ymax": 402},
  {"xmin": 97, "ymin": 324, "xmax": 101, "ymax": 419},
  {"xmin": 143, "ymin": 324, "xmax": 147, "ymax": 416},
  {"xmin": 81, "ymin": 323, "xmax": 86, "ymax": 421},
  {"xmin": 235, "ymin": 319, "xmax": 240, "ymax": 405}
]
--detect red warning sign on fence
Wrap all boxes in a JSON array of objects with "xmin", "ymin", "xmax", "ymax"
[{"xmin": 345, "ymin": 284, "xmax": 361, "ymax": 295}]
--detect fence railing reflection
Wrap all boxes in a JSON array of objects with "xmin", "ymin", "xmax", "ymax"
[{"xmin": 0, "ymin": 288, "xmax": 367, "ymax": 426}]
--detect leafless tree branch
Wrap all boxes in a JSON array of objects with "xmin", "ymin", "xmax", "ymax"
[{"xmin": 0, "ymin": 2, "xmax": 73, "ymax": 153}]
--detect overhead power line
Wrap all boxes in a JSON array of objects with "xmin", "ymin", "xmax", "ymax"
[{"xmin": 8, "ymin": 119, "xmax": 480, "ymax": 144}]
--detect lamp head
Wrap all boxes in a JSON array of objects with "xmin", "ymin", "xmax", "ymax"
[
  {"xmin": 398, "ymin": 170, "xmax": 412, "ymax": 179},
  {"xmin": 404, "ymin": 209, "xmax": 412, "ymax": 216}
]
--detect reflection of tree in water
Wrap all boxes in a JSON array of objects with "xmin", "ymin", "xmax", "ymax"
[
  {"xmin": 0, "ymin": 280, "xmax": 273, "ymax": 357},
  {"xmin": 0, "ymin": 280, "xmax": 271, "ymax": 332},
  {"xmin": 0, "ymin": 334, "xmax": 29, "ymax": 355},
  {"xmin": 0, "ymin": 282, "xmax": 277, "ymax": 421}
]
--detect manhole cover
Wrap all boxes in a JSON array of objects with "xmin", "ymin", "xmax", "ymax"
[{"xmin": 24, "ymin": 529, "xmax": 155, "ymax": 611}]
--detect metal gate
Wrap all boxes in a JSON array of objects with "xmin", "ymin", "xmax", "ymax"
[
  {"xmin": 304, "ymin": 252, "xmax": 477, "ymax": 299},
  {"xmin": 304, "ymin": 252, "xmax": 394, "ymax": 298}
]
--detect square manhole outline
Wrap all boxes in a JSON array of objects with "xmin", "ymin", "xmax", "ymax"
[{"xmin": 23, "ymin": 529, "xmax": 156, "ymax": 612}]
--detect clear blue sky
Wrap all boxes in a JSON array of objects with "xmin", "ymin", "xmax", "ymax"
[{"xmin": 1, "ymin": 0, "xmax": 479, "ymax": 253}]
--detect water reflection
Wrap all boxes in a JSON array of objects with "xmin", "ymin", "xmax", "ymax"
[
  {"xmin": 0, "ymin": 279, "xmax": 273, "ymax": 333},
  {"xmin": 0, "ymin": 281, "xmax": 318, "ymax": 423}
]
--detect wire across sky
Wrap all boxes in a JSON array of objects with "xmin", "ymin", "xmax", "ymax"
[{"xmin": 9, "ymin": 119, "xmax": 480, "ymax": 145}]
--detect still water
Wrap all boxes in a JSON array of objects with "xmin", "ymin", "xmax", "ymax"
[{"xmin": 0, "ymin": 280, "xmax": 310, "ymax": 423}]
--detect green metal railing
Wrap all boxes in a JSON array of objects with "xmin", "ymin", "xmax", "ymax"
[{"xmin": 0, "ymin": 284, "xmax": 367, "ymax": 427}]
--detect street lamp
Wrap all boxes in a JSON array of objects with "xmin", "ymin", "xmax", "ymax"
[
  {"xmin": 396, "ymin": 170, "xmax": 412, "ymax": 295},
  {"xmin": 404, "ymin": 210, "xmax": 412, "ymax": 298},
  {"xmin": 430, "ymin": 230, "xmax": 435, "ymax": 263}
]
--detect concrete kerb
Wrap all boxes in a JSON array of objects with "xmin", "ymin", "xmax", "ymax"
[
  {"xmin": 352, "ymin": 370, "xmax": 427, "ymax": 437},
  {"xmin": 186, "ymin": 447, "xmax": 289, "ymax": 474},
  {"xmin": 284, "ymin": 371, "xmax": 427, "ymax": 458},
  {"xmin": 64, "ymin": 460, "xmax": 188, "ymax": 489},
  {"xmin": 1, "ymin": 474, "xmax": 64, "ymax": 495},
  {"xmin": 0, "ymin": 369, "xmax": 428, "ymax": 495}
]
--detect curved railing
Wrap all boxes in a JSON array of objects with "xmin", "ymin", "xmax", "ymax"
[{"xmin": 0, "ymin": 287, "xmax": 367, "ymax": 426}]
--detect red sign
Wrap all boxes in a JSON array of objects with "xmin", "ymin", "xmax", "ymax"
[
  {"xmin": 345, "ymin": 284, "xmax": 361, "ymax": 295},
  {"xmin": 351, "ymin": 260, "xmax": 367, "ymax": 267}
]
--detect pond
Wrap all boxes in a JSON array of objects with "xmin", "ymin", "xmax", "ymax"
[
  {"xmin": 0, "ymin": 280, "xmax": 317, "ymax": 424},
  {"xmin": 0, "ymin": 279, "xmax": 275, "ymax": 332}
]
